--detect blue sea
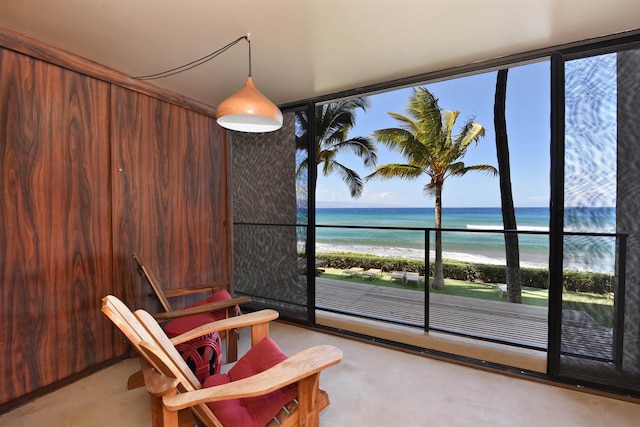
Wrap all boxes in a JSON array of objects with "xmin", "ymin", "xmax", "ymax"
[{"xmin": 314, "ymin": 207, "xmax": 617, "ymax": 273}]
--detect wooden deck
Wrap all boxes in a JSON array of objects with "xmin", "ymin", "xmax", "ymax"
[{"xmin": 315, "ymin": 278, "xmax": 613, "ymax": 361}]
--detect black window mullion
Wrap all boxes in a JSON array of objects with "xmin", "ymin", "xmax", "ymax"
[{"xmin": 547, "ymin": 51, "xmax": 565, "ymax": 377}]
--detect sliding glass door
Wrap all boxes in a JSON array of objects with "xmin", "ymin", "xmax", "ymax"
[{"xmin": 550, "ymin": 40, "xmax": 640, "ymax": 393}]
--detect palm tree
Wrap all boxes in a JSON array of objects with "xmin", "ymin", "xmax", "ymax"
[
  {"xmin": 495, "ymin": 68, "xmax": 523, "ymax": 303},
  {"xmin": 295, "ymin": 98, "xmax": 377, "ymax": 198},
  {"xmin": 367, "ymin": 87, "xmax": 497, "ymax": 289}
]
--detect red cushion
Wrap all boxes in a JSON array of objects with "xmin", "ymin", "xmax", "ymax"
[
  {"xmin": 203, "ymin": 337, "xmax": 297, "ymax": 427},
  {"xmin": 203, "ymin": 374, "xmax": 253, "ymax": 426},
  {"xmin": 202, "ymin": 289, "xmax": 233, "ymax": 304},
  {"xmin": 192, "ymin": 289, "xmax": 235, "ymax": 321},
  {"xmin": 163, "ymin": 290, "xmax": 233, "ymax": 337},
  {"xmin": 164, "ymin": 313, "xmax": 216, "ymax": 338}
]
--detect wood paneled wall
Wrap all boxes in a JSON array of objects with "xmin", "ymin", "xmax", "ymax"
[
  {"xmin": 0, "ymin": 46, "xmax": 114, "ymax": 404},
  {"xmin": 0, "ymin": 28, "xmax": 230, "ymax": 408},
  {"xmin": 111, "ymin": 86, "xmax": 231, "ymax": 311}
]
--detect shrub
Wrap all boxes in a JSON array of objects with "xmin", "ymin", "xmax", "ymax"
[{"xmin": 315, "ymin": 252, "xmax": 612, "ymax": 294}]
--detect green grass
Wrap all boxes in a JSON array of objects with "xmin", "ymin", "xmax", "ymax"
[{"xmin": 320, "ymin": 267, "xmax": 614, "ymax": 327}]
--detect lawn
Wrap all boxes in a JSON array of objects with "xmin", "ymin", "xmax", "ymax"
[{"xmin": 320, "ymin": 267, "xmax": 614, "ymax": 327}]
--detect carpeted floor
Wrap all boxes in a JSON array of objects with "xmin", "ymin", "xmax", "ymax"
[{"xmin": 2, "ymin": 321, "xmax": 640, "ymax": 426}]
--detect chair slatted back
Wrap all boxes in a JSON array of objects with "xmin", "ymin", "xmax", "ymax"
[
  {"xmin": 102, "ymin": 295, "xmax": 161, "ymax": 366},
  {"xmin": 135, "ymin": 339, "xmax": 221, "ymax": 427},
  {"xmin": 133, "ymin": 252, "xmax": 173, "ymax": 312},
  {"xmin": 101, "ymin": 295, "xmax": 220, "ymax": 426},
  {"xmin": 134, "ymin": 308, "xmax": 202, "ymax": 390}
]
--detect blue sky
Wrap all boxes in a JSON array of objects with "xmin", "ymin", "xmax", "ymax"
[{"xmin": 316, "ymin": 60, "xmax": 551, "ymax": 208}]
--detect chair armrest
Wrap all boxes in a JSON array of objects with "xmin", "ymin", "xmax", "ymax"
[
  {"xmin": 141, "ymin": 359, "xmax": 180, "ymax": 397},
  {"xmin": 163, "ymin": 345, "xmax": 343, "ymax": 411},
  {"xmin": 162, "ymin": 283, "xmax": 230, "ymax": 298},
  {"xmin": 170, "ymin": 309, "xmax": 278, "ymax": 346},
  {"xmin": 152, "ymin": 296, "xmax": 251, "ymax": 322}
]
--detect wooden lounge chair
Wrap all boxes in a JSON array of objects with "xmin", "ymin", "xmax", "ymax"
[
  {"xmin": 132, "ymin": 252, "xmax": 251, "ymax": 383},
  {"xmin": 101, "ymin": 295, "xmax": 342, "ymax": 427},
  {"xmin": 363, "ymin": 268, "xmax": 382, "ymax": 281},
  {"xmin": 342, "ymin": 267, "xmax": 364, "ymax": 276},
  {"xmin": 390, "ymin": 271, "xmax": 405, "ymax": 284},
  {"xmin": 405, "ymin": 272, "xmax": 421, "ymax": 286}
]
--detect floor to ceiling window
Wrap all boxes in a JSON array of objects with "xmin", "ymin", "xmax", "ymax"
[{"xmin": 281, "ymin": 33, "xmax": 640, "ymax": 397}]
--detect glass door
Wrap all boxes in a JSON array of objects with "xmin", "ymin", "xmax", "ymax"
[{"xmin": 551, "ymin": 40, "xmax": 640, "ymax": 394}]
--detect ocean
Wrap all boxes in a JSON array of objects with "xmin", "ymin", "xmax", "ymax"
[{"xmin": 314, "ymin": 207, "xmax": 617, "ymax": 273}]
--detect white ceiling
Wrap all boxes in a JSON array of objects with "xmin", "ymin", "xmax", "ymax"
[{"xmin": 1, "ymin": 1, "xmax": 639, "ymax": 108}]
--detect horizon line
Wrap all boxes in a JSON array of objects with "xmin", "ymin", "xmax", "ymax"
[{"xmin": 314, "ymin": 204, "xmax": 614, "ymax": 209}]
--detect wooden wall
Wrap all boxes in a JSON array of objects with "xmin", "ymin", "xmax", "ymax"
[
  {"xmin": 0, "ymin": 27, "xmax": 231, "ymax": 408},
  {"xmin": 111, "ymin": 86, "xmax": 231, "ymax": 310}
]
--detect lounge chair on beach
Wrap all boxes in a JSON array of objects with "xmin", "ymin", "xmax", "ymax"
[
  {"xmin": 342, "ymin": 267, "xmax": 364, "ymax": 276},
  {"xmin": 363, "ymin": 268, "xmax": 382, "ymax": 280},
  {"xmin": 405, "ymin": 272, "xmax": 421, "ymax": 286},
  {"xmin": 390, "ymin": 271, "xmax": 405, "ymax": 284}
]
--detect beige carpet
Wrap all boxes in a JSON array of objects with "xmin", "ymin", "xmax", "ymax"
[{"xmin": 2, "ymin": 321, "xmax": 640, "ymax": 426}]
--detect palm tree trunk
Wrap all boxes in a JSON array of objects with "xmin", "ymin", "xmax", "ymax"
[
  {"xmin": 432, "ymin": 184, "xmax": 446, "ymax": 289},
  {"xmin": 495, "ymin": 68, "xmax": 522, "ymax": 303}
]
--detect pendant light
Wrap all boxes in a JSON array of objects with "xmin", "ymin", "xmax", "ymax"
[
  {"xmin": 216, "ymin": 34, "xmax": 283, "ymax": 132},
  {"xmin": 134, "ymin": 33, "xmax": 282, "ymax": 133}
]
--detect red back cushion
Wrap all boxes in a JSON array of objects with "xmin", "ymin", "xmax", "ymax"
[
  {"xmin": 196, "ymin": 289, "xmax": 236, "ymax": 321},
  {"xmin": 165, "ymin": 290, "xmax": 235, "ymax": 337},
  {"xmin": 163, "ymin": 313, "xmax": 216, "ymax": 338},
  {"xmin": 203, "ymin": 289, "xmax": 233, "ymax": 304}
]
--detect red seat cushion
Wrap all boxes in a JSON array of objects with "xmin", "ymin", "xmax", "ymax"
[
  {"xmin": 163, "ymin": 290, "xmax": 233, "ymax": 338},
  {"xmin": 203, "ymin": 337, "xmax": 297, "ymax": 427}
]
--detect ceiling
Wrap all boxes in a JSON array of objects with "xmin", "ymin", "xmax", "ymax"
[{"xmin": 1, "ymin": 1, "xmax": 639, "ymax": 109}]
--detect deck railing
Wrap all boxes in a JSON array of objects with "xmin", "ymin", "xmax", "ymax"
[
  {"xmin": 235, "ymin": 221, "xmax": 627, "ymax": 364},
  {"xmin": 314, "ymin": 224, "xmax": 627, "ymax": 364}
]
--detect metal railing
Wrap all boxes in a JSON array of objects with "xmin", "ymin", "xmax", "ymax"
[
  {"xmin": 314, "ymin": 223, "xmax": 626, "ymax": 363},
  {"xmin": 235, "ymin": 221, "xmax": 627, "ymax": 363}
]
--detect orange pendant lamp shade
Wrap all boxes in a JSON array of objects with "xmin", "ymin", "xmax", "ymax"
[
  {"xmin": 216, "ymin": 76, "xmax": 283, "ymax": 133},
  {"xmin": 133, "ymin": 34, "xmax": 281, "ymax": 133}
]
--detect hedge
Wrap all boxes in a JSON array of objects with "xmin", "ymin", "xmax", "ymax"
[{"xmin": 316, "ymin": 252, "xmax": 614, "ymax": 294}]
